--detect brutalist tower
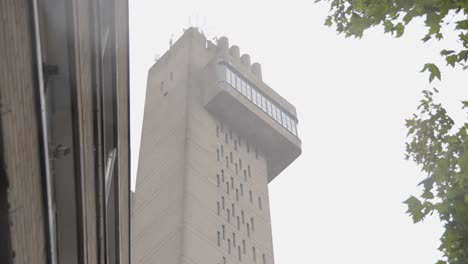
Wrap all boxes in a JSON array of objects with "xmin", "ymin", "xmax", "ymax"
[{"xmin": 132, "ymin": 28, "xmax": 302, "ymax": 264}]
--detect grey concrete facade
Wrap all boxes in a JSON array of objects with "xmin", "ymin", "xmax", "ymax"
[{"xmin": 132, "ymin": 28, "xmax": 301, "ymax": 264}]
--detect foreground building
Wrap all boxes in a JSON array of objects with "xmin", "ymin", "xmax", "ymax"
[
  {"xmin": 0, "ymin": 1, "xmax": 130, "ymax": 263},
  {"xmin": 132, "ymin": 28, "xmax": 301, "ymax": 264}
]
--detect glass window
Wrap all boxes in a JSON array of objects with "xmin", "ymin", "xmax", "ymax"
[
  {"xmin": 246, "ymin": 84, "xmax": 252, "ymax": 100},
  {"xmin": 267, "ymin": 100, "xmax": 272, "ymax": 116},
  {"xmin": 257, "ymin": 94, "xmax": 262, "ymax": 108},
  {"xmin": 261, "ymin": 97, "xmax": 267, "ymax": 112},
  {"xmin": 242, "ymin": 81, "xmax": 247, "ymax": 97},
  {"xmin": 231, "ymin": 71, "xmax": 236, "ymax": 87},
  {"xmin": 225, "ymin": 68, "xmax": 230, "ymax": 84},
  {"xmin": 292, "ymin": 122, "xmax": 297, "ymax": 136},
  {"xmin": 252, "ymin": 89, "xmax": 257, "ymax": 105},
  {"xmin": 281, "ymin": 112, "xmax": 287, "ymax": 128},
  {"xmin": 236, "ymin": 76, "xmax": 242, "ymax": 92}
]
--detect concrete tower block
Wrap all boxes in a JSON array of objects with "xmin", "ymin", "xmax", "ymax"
[
  {"xmin": 240, "ymin": 54, "xmax": 251, "ymax": 68},
  {"xmin": 251, "ymin": 62, "xmax": 262, "ymax": 80},
  {"xmin": 229, "ymin": 45, "xmax": 240, "ymax": 60},
  {"xmin": 217, "ymin": 36, "xmax": 229, "ymax": 54}
]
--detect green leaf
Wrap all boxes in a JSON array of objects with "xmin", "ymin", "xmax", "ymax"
[
  {"xmin": 440, "ymin": 50, "xmax": 455, "ymax": 56},
  {"xmin": 455, "ymin": 19, "xmax": 468, "ymax": 30},
  {"xmin": 420, "ymin": 63, "xmax": 441, "ymax": 82},
  {"xmin": 395, "ymin": 23, "xmax": 405, "ymax": 38},
  {"xmin": 446, "ymin": 55, "xmax": 457, "ymax": 67}
]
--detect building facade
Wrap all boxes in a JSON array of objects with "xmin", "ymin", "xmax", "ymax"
[
  {"xmin": 0, "ymin": 1, "xmax": 130, "ymax": 263},
  {"xmin": 132, "ymin": 28, "xmax": 301, "ymax": 264}
]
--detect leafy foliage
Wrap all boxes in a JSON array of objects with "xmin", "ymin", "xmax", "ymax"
[
  {"xmin": 404, "ymin": 90, "xmax": 468, "ymax": 264},
  {"xmin": 316, "ymin": 1, "xmax": 468, "ymax": 263},
  {"xmin": 317, "ymin": 0, "xmax": 468, "ymax": 81}
]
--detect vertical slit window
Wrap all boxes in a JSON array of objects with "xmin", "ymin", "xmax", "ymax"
[
  {"xmin": 222, "ymin": 225, "xmax": 225, "ymax": 239},
  {"xmin": 247, "ymin": 223, "xmax": 250, "ymax": 237},
  {"xmin": 253, "ymin": 247, "xmax": 256, "ymax": 261},
  {"xmin": 227, "ymin": 209, "xmax": 230, "ymax": 223},
  {"xmin": 263, "ymin": 254, "xmax": 266, "ymax": 264},
  {"xmin": 217, "ymin": 231, "xmax": 221, "ymax": 246},
  {"xmin": 217, "ymin": 201, "xmax": 220, "ymax": 215},
  {"xmin": 249, "ymin": 191, "xmax": 253, "ymax": 203},
  {"xmin": 228, "ymin": 239, "xmax": 231, "ymax": 253},
  {"xmin": 248, "ymin": 166, "xmax": 251, "ymax": 177},
  {"xmin": 258, "ymin": 197, "xmax": 262, "ymax": 210},
  {"xmin": 242, "ymin": 240, "xmax": 246, "ymax": 254},
  {"xmin": 222, "ymin": 196, "xmax": 225, "ymax": 209},
  {"xmin": 251, "ymin": 217, "xmax": 255, "ymax": 231},
  {"xmin": 217, "ymin": 174, "xmax": 220, "ymax": 187}
]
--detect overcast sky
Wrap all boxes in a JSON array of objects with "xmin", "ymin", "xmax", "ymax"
[{"xmin": 129, "ymin": 1, "xmax": 468, "ymax": 263}]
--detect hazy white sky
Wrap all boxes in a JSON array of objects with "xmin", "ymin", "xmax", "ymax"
[{"xmin": 129, "ymin": 1, "xmax": 468, "ymax": 263}]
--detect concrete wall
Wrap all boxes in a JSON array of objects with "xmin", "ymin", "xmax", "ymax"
[
  {"xmin": 134, "ymin": 28, "xmax": 282, "ymax": 264},
  {"xmin": 132, "ymin": 30, "xmax": 193, "ymax": 264}
]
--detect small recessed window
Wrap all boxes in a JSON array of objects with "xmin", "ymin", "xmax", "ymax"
[
  {"xmin": 242, "ymin": 240, "xmax": 246, "ymax": 254},
  {"xmin": 231, "ymin": 177, "xmax": 234, "ymax": 189},
  {"xmin": 222, "ymin": 196, "xmax": 225, "ymax": 209},
  {"xmin": 251, "ymin": 217, "xmax": 255, "ymax": 231},
  {"xmin": 247, "ymin": 223, "xmax": 250, "ymax": 237},
  {"xmin": 230, "ymin": 152, "xmax": 233, "ymax": 163},
  {"xmin": 244, "ymin": 170, "xmax": 247, "ymax": 181},
  {"xmin": 222, "ymin": 225, "xmax": 225, "ymax": 239},
  {"xmin": 217, "ymin": 149, "xmax": 219, "ymax": 161},
  {"xmin": 248, "ymin": 165, "xmax": 251, "ymax": 177},
  {"xmin": 240, "ymin": 184, "xmax": 244, "ymax": 195},
  {"xmin": 228, "ymin": 239, "xmax": 231, "ymax": 253},
  {"xmin": 226, "ymin": 156, "xmax": 229, "ymax": 168},
  {"xmin": 252, "ymin": 246, "xmax": 256, "ymax": 261},
  {"xmin": 217, "ymin": 231, "xmax": 221, "ymax": 246},
  {"xmin": 233, "ymin": 232, "xmax": 236, "ymax": 246},
  {"xmin": 241, "ymin": 211, "xmax": 245, "ymax": 223},
  {"xmin": 216, "ymin": 126, "xmax": 219, "ymax": 137},
  {"xmin": 226, "ymin": 182, "xmax": 229, "ymax": 194},
  {"xmin": 237, "ymin": 216, "xmax": 240, "ymax": 230},
  {"xmin": 236, "ymin": 189, "xmax": 239, "ymax": 201},
  {"xmin": 258, "ymin": 197, "xmax": 262, "ymax": 210},
  {"xmin": 217, "ymin": 174, "xmax": 220, "ymax": 187},
  {"xmin": 239, "ymin": 159, "xmax": 242, "ymax": 170},
  {"xmin": 249, "ymin": 191, "xmax": 253, "ymax": 203},
  {"xmin": 221, "ymin": 170, "xmax": 224, "ymax": 181},
  {"xmin": 229, "ymin": 129, "xmax": 232, "ymax": 140},
  {"xmin": 217, "ymin": 201, "xmax": 220, "ymax": 215},
  {"xmin": 221, "ymin": 145, "xmax": 224, "ymax": 157},
  {"xmin": 235, "ymin": 163, "xmax": 238, "ymax": 174},
  {"xmin": 238, "ymin": 246, "xmax": 242, "ymax": 261},
  {"xmin": 232, "ymin": 203, "xmax": 235, "ymax": 216},
  {"xmin": 227, "ymin": 209, "xmax": 230, "ymax": 223},
  {"xmin": 225, "ymin": 133, "xmax": 228, "ymax": 144},
  {"xmin": 263, "ymin": 254, "xmax": 266, "ymax": 264}
]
